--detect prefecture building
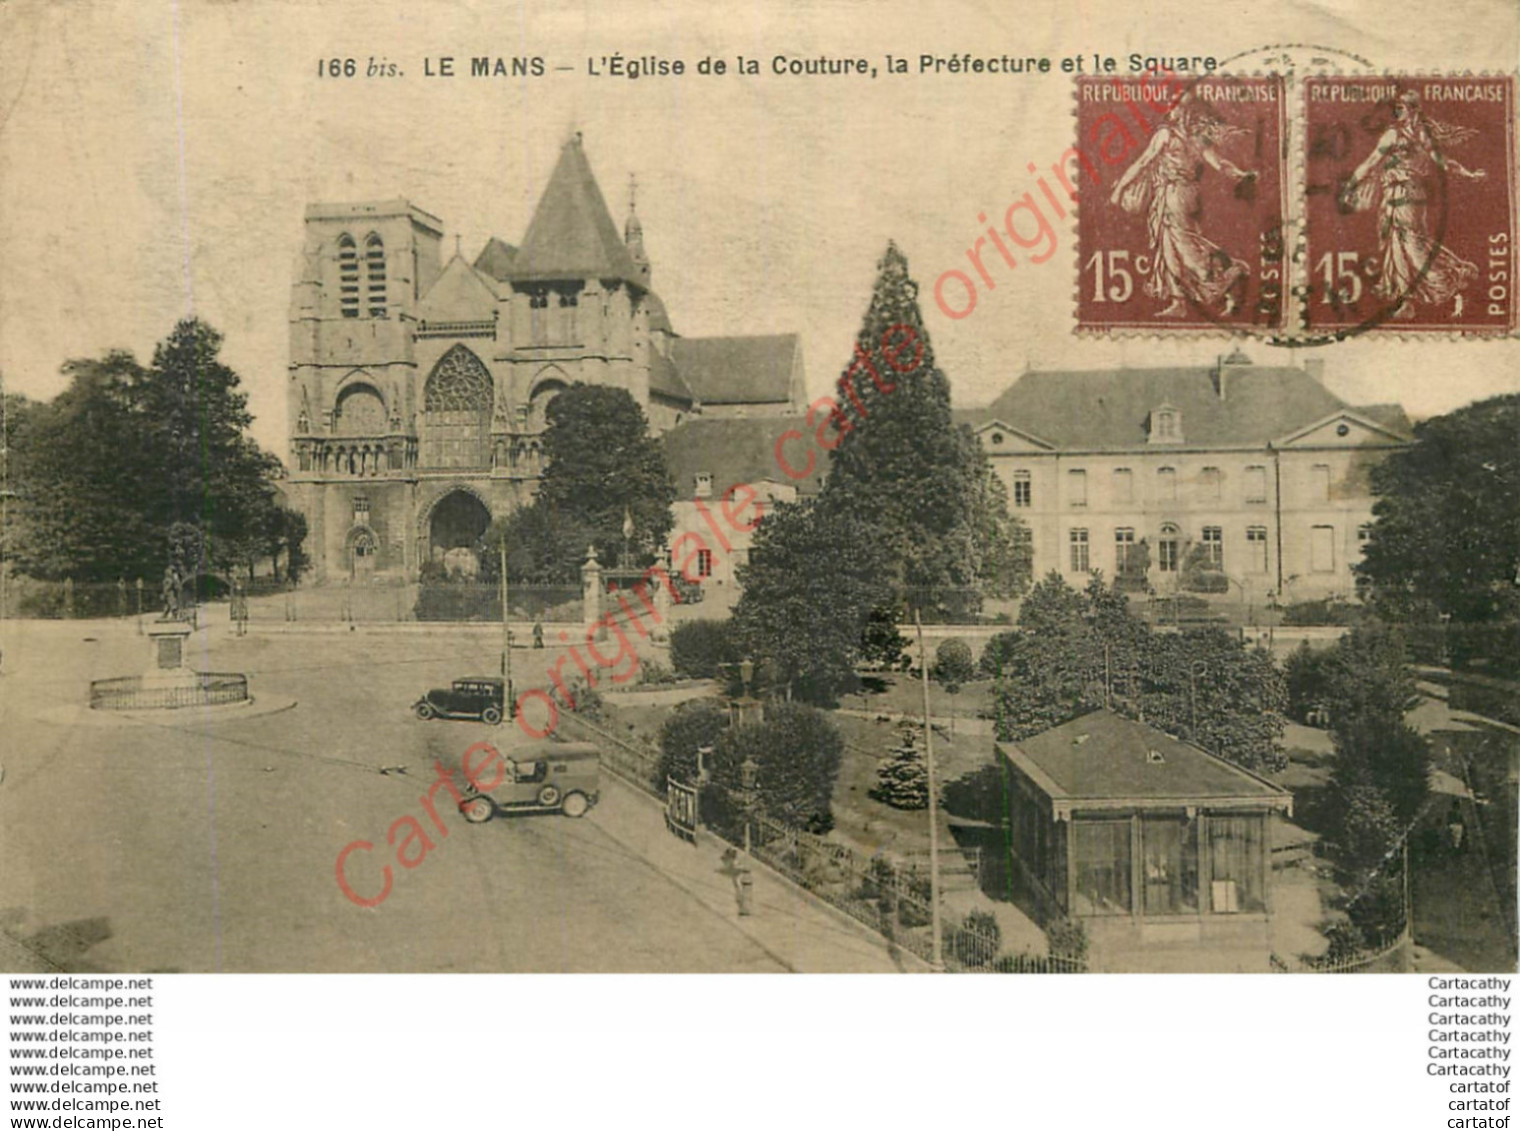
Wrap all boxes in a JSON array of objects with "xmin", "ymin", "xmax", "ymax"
[
  {"xmin": 960, "ymin": 352, "xmax": 1412, "ymax": 605},
  {"xmin": 284, "ymin": 135, "xmax": 804, "ymax": 583}
]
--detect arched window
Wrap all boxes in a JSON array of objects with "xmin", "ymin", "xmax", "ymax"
[
  {"xmin": 334, "ymin": 382, "xmax": 386, "ymax": 436},
  {"xmin": 365, "ymin": 234, "xmax": 387, "ymax": 318},
  {"xmin": 421, "ymin": 345, "xmax": 493, "ymax": 469},
  {"xmin": 1158, "ymin": 523, "xmax": 1180, "ymax": 572},
  {"xmin": 337, "ymin": 234, "xmax": 360, "ymax": 319},
  {"xmin": 528, "ymin": 370, "xmax": 569, "ymax": 432}
]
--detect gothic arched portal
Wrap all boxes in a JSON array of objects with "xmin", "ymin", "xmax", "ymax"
[{"xmin": 426, "ymin": 489, "xmax": 492, "ymax": 573}]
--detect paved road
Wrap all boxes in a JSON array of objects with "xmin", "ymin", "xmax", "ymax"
[{"xmin": 0, "ymin": 617, "xmax": 905, "ymax": 973}]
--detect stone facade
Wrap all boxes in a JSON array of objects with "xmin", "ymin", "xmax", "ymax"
[
  {"xmin": 285, "ymin": 138, "xmax": 803, "ymax": 584},
  {"xmin": 964, "ymin": 354, "xmax": 1412, "ymax": 605}
]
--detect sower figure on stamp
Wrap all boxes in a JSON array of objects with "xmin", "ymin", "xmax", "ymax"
[
  {"xmin": 1110, "ymin": 93, "xmax": 1256, "ymax": 317},
  {"xmin": 1339, "ymin": 89, "xmax": 1485, "ymax": 319}
]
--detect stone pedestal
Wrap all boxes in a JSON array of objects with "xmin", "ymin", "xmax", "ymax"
[
  {"xmin": 581, "ymin": 546, "xmax": 603, "ymax": 640},
  {"xmin": 146, "ymin": 620, "xmax": 193, "ymax": 677}
]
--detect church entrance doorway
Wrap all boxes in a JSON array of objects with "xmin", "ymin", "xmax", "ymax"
[
  {"xmin": 427, "ymin": 490, "xmax": 491, "ymax": 576},
  {"xmin": 349, "ymin": 528, "xmax": 379, "ymax": 584}
]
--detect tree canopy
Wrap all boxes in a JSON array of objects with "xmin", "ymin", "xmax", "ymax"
[
  {"xmin": 491, "ymin": 383, "xmax": 674, "ymax": 582},
  {"xmin": 987, "ymin": 571, "xmax": 1287, "ymax": 772},
  {"xmin": 817, "ymin": 242, "xmax": 1030, "ymax": 612},
  {"xmin": 7, "ymin": 320, "xmax": 300, "ymax": 583},
  {"xmin": 731, "ymin": 497, "xmax": 886, "ymax": 705},
  {"xmin": 1357, "ymin": 393, "xmax": 1520, "ymax": 624}
]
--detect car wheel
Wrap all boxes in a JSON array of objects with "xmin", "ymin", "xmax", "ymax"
[
  {"xmin": 536, "ymin": 785, "xmax": 560, "ymax": 808},
  {"xmin": 414, "ymin": 702, "xmax": 435, "ymax": 721},
  {"xmin": 461, "ymin": 796, "xmax": 495, "ymax": 824},
  {"xmin": 561, "ymin": 791, "xmax": 589, "ymax": 818},
  {"xmin": 481, "ymin": 706, "xmax": 502, "ymax": 726}
]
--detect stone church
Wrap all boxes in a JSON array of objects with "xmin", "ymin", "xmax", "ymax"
[{"xmin": 284, "ymin": 134, "xmax": 806, "ymax": 583}]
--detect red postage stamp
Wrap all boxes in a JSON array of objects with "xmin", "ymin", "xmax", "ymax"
[
  {"xmin": 1303, "ymin": 76, "xmax": 1517, "ymax": 335},
  {"xmin": 1075, "ymin": 73, "xmax": 1288, "ymax": 334}
]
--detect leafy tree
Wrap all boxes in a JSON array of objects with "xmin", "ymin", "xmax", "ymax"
[
  {"xmin": 1115, "ymin": 537, "xmax": 1152, "ymax": 593},
  {"xmin": 731, "ymin": 498, "xmax": 886, "ymax": 705},
  {"xmin": 989, "ymin": 571, "xmax": 1287, "ymax": 771},
  {"xmin": 482, "ymin": 503, "xmax": 597, "ymax": 585},
  {"xmin": 1136, "ymin": 628, "xmax": 1288, "ymax": 773},
  {"xmin": 978, "ymin": 630, "xmax": 1021, "ymax": 679},
  {"xmin": 669, "ymin": 619, "xmax": 736, "ymax": 680},
  {"xmin": 1284, "ymin": 641, "xmax": 1335, "ymax": 723},
  {"xmin": 657, "ymin": 700, "xmax": 729, "ymax": 795},
  {"xmin": 933, "ymin": 638, "xmax": 977, "ymax": 692},
  {"xmin": 711, "ymin": 702, "xmax": 843, "ymax": 833},
  {"xmin": 491, "ymin": 384, "xmax": 674, "ymax": 582},
  {"xmin": 1357, "ymin": 393, "xmax": 1520, "ymax": 624},
  {"xmin": 10, "ymin": 353, "xmax": 159, "ymax": 580},
  {"xmin": 1319, "ymin": 625, "xmax": 1429, "ymax": 826},
  {"xmin": 869, "ymin": 724, "xmax": 930, "ymax": 810},
  {"xmin": 859, "ymin": 606, "xmax": 910, "ymax": 670},
  {"xmin": 818, "ymin": 242, "xmax": 1028, "ymax": 608},
  {"xmin": 8, "ymin": 321, "xmax": 296, "ymax": 584},
  {"xmin": 933, "ymin": 636, "xmax": 977, "ymax": 733}
]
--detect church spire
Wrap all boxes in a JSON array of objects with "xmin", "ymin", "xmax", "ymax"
[{"xmin": 624, "ymin": 172, "xmax": 650, "ymax": 285}]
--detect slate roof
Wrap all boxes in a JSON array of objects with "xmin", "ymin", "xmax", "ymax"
[
  {"xmin": 662, "ymin": 416, "xmax": 826, "ymax": 497},
  {"xmin": 649, "ymin": 348, "xmax": 694, "ymax": 404},
  {"xmin": 507, "ymin": 136, "xmax": 644, "ymax": 286},
  {"xmin": 976, "ymin": 364, "xmax": 1394, "ymax": 449},
  {"xmin": 1004, "ymin": 710, "xmax": 1290, "ymax": 808},
  {"xmin": 671, "ymin": 334, "xmax": 800, "ymax": 407},
  {"xmin": 644, "ymin": 291, "xmax": 674, "ymax": 334},
  {"xmin": 473, "ymin": 237, "xmax": 519, "ymax": 281}
]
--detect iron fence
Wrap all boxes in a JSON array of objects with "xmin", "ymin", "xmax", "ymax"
[
  {"xmin": 89, "ymin": 672, "xmax": 250, "ymax": 711},
  {"xmin": 1272, "ymin": 924, "xmax": 1411, "ymax": 973},
  {"xmin": 554, "ymin": 709, "xmax": 1087, "ymax": 972}
]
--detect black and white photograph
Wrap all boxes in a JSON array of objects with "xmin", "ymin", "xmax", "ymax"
[{"xmin": 0, "ymin": 0, "xmax": 1516, "ymax": 1125}]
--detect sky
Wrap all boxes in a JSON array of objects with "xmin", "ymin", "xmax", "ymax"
[{"xmin": 2, "ymin": 0, "xmax": 1519, "ymax": 459}]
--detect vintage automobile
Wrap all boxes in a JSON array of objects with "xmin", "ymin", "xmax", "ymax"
[
  {"xmin": 458, "ymin": 741, "xmax": 601, "ymax": 821},
  {"xmin": 412, "ymin": 676, "xmax": 507, "ymax": 725}
]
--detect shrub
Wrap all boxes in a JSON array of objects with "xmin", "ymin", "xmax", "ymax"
[
  {"xmin": 1046, "ymin": 916, "xmax": 1089, "ymax": 965},
  {"xmin": 932, "ymin": 638, "xmax": 976, "ymax": 692},
  {"xmin": 949, "ymin": 909, "xmax": 1002, "ymax": 969},
  {"xmin": 1282, "ymin": 597, "xmax": 1360, "ymax": 626},
  {"xmin": 713, "ymin": 702, "xmax": 843, "ymax": 833},
  {"xmin": 860, "ymin": 606, "xmax": 909, "ymax": 669},
  {"xmin": 637, "ymin": 660, "xmax": 679, "ymax": 686},
  {"xmin": 413, "ymin": 581, "xmax": 497, "ymax": 621},
  {"xmin": 1284, "ymin": 641, "xmax": 1335, "ymax": 724},
  {"xmin": 656, "ymin": 701, "xmax": 728, "ymax": 795},
  {"xmin": 978, "ymin": 631, "xmax": 1022, "ymax": 679},
  {"xmin": 669, "ymin": 618, "xmax": 736, "ymax": 679}
]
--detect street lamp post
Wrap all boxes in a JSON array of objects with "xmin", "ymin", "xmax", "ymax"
[
  {"xmin": 914, "ymin": 608, "xmax": 943, "ymax": 972},
  {"xmin": 499, "ymin": 533, "xmax": 512, "ymax": 706}
]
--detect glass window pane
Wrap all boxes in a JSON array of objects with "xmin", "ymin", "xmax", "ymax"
[
  {"xmin": 1072, "ymin": 819, "xmax": 1131, "ymax": 916},
  {"xmin": 1142, "ymin": 816, "xmax": 1198, "ymax": 914},
  {"xmin": 1208, "ymin": 815, "xmax": 1265, "ymax": 913}
]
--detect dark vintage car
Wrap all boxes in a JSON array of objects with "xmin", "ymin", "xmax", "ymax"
[
  {"xmin": 459, "ymin": 742, "xmax": 601, "ymax": 821},
  {"xmin": 412, "ymin": 676, "xmax": 508, "ymax": 725}
]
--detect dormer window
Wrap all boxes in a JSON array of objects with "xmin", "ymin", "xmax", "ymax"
[
  {"xmin": 1150, "ymin": 406, "xmax": 1182, "ymax": 443},
  {"xmin": 695, "ymin": 473, "xmax": 713, "ymax": 499}
]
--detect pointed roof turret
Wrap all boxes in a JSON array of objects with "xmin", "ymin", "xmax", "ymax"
[
  {"xmin": 510, "ymin": 134, "xmax": 644, "ymax": 287},
  {"xmin": 625, "ymin": 173, "xmax": 650, "ymax": 285}
]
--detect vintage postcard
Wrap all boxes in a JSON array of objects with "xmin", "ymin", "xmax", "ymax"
[{"xmin": 0, "ymin": 0, "xmax": 1516, "ymax": 992}]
